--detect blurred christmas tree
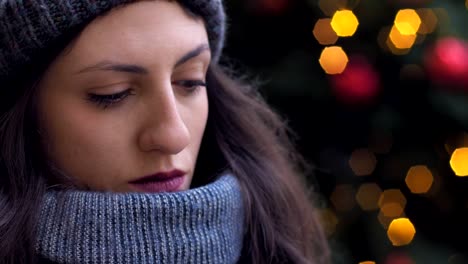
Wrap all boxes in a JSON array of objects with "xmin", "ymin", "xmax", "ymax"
[{"xmin": 223, "ymin": 0, "xmax": 468, "ymax": 263}]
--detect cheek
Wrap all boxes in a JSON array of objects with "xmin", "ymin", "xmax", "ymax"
[{"xmin": 39, "ymin": 98, "xmax": 130, "ymax": 187}]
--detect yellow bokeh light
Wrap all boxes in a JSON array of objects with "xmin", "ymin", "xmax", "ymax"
[
  {"xmin": 389, "ymin": 25, "xmax": 416, "ymax": 49},
  {"xmin": 466, "ymin": 0, "xmax": 468, "ymax": 9},
  {"xmin": 330, "ymin": 184, "xmax": 356, "ymax": 212},
  {"xmin": 394, "ymin": 9, "xmax": 421, "ymax": 35},
  {"xmin": 405, "ymin": 165, "xmax": 434, "ymax": 194},
  {"xmin": 349, "ymin": 148, "xmax": 377, "ymax": 176},
  {"xmin": 331, "ymin": 10, "xmax": 359, "ymax": 37},
  {"xmin": 416, "ymin": 8, "xmax": 438, "ymax": 34},
  {"xmin": 359, "ymin": 262, "xmax": 376, "ymax": 264},
  {"xmin": 387, "ymin": 218, "xmax": 416, "ymax": 246},
  {"xmin": 450, "ymin": 148, "xmax": 468, "ymax": 177},
  {"xmin": 313, "ymin": 18, "xmax": 339, "ymax": 45},
  {"xmin": 356, "ymin": 183, "xmax": 382, "ymax": 211},
  {"xmin": 319, "ymin": 46, "xmax": 349, "ymax": 74},
  {"xmin": 379, "ymin": 189, "xmax": 406, "ymax": 210}
]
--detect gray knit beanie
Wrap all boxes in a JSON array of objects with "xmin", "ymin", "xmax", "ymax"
[{"xmin": 0, "ymin": 0, "xmax": 225, "ymax": 79}]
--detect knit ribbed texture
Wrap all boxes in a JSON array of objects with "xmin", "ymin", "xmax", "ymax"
[
  {"xmin": 35, "ymin": 174, "xmax": 244, "ymax": 264},
  {"xmin": 0, "ymin": 0, "xmax": 225, "ymax": 78}
]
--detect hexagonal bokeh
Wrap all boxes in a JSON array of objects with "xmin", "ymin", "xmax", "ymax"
[
  {"xmin": 330, "ymin": 184, "xmax": 356, "ymax": 212},
  {"xmin": 313, "ymin": 18, "xmax": 339, "ymax": 45},
  {"xmin": 378, "ymin": 189, "xmax": 407, "ymax": 211},
  {"xmin": 356, "ymin": 183, "xmax": 382, "ymax": 211},
  {"xmin": 394, "ymin": 9, "xmax": 421, "ymax": 35},
  {"xmin": 387, "ymin": 218, "xmax": 416, "ymax": 246},
  {"xmin": 319, "ymin": 46, "xmax": 349, "ymax": 74},
  {"xmin": 405, "ymin": 165, "xmax": 434, "ymax": 194},
  {"xmin": 416, "ymin": 8, "xmax": 438, "ymax": 34},
  {"xmin": 450, "ymin": 148, "xmax": 468, "ymax": 177},
  {"xmin": 389, "ymin": 25, "xmax": 416, "ymax": 49},
  {"xmin": 349, "ymin": 148, "xmax": 377, "ymax": 176},
  {"xmin": 378, "ymin": 210, "xmax": 404, "ymax": 229},
  {"xmin": 331, "ymin": 10, "xmax": 359, "ymax": 37},
  {"xmin": 380, "ymin": 202, "xmax": 404, "ymax": 217}
]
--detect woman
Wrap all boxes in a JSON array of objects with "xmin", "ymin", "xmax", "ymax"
[{"xmin": 0, "ymin": 0, "xmax": 330, "ymax": 263}]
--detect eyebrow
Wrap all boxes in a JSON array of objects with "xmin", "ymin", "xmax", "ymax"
[{"xmin": 76, "ymin": 43, "xmax": 210, "ymax": 75}]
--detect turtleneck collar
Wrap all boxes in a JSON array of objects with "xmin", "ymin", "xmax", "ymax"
[{"xmin": 35, "ymin": 173, "xmax": 245, "ymax": 264}]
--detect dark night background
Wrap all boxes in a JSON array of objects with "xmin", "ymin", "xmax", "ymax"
[{"xmin": 222, "ymin": 0, "xmax": 468, "ymax": 263}]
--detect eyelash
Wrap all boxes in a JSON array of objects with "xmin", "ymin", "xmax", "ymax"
[{"xmin": 87, "ymin": 80, "xmax": 206, "ymax": 109}]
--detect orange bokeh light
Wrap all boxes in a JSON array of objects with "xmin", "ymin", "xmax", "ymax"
[
  {"xmin": 387, "ymin": 218, "xmax": 416, "ymax": 246},
  {"xmin": 313, "ymin": 18, "xmax": 339, "ymax": 45},
  {"xmin": 319, "ymin": 46, "xmax": 349, "ymax": 74}
]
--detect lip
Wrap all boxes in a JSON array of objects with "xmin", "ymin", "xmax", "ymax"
[{"xmin": 129, "ymin": 169, "xmax": 186, "ymax": 193}]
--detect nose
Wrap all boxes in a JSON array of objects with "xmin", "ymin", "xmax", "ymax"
[{"xmin": 137, "ymin": 85, "xmax": 191, "ymax": 154}]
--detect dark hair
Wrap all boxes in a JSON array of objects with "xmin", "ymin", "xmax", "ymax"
[{"xmin": 0, "ymin": 6, "xmax": 330, "ymax": 264}]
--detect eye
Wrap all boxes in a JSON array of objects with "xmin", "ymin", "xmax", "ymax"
[
  {"xmin": 87, "ymin": 89, "xmax": 135, "ymax": 109},
  {"xmin": 173, "ymin": 80, "xmax": 207, "ymax": 94}
]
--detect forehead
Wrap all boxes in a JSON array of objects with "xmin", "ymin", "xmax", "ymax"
[{"xmin": 54, "ymin": 1, "xmax": 209, "ymax": 73}]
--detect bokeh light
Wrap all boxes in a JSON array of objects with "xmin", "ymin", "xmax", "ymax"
[
  {"xmin": 385, "ymin": 252, "xmax": 415, "ymax": 264},
  {"xmin": 389, "ymin": 25, "xmax": 417, "ymax": 49},
  {"xmin": 313, "ymin": 18, "xmax": 339, "ymax": 45},
  {"xmin": 318, "ymin": 0, "xmax": 348, "ymax": 16},
  {"xmin": 416, "ymin": 8, "xmax": 438, "ymax": 34},
  {"xmin": 349, "ymin": 148, "xmax": 377, "ymax": 176},
  {"xmin": 379, "ymin": 189, "xmax": 406, "ymax": 219},
  {"xmin": 450, "ymin": 148, "xmax": 468, "ymax": 177},
  {"xmin": 378, "ymin": 210, "xmax": 405, "ymax": 229},
  {"xmin": 359, "ymin": 261, "xmax": 375, "ymax": 264},
  {"xmin": 320, "ymin": 208, "xmax": 339, "ymax": 236},
  {"xmin": 331, "ymin": 10, "xmax": 359, "ymax": 37},
  {"xmin": 381, "ymin": 202, "xmax": 404, "ymax": 217},
  {"xmin": 330, "ymin": 184, "xmax": 356, "ymax": 212},
  {"xmin": 319, "ymin": 46, "xmax": 349, "ymax": 74},
  {"xmin": 330, "ymin": 55, "xmax": 380, "ymax": 105},
  {"xmin": 356, "ymin": 183, "xmax": 382, "ymax": 211},
  {"xmin": 405, "ymin": 165, "xmax": 434, "ymax": 194},
  {"xmin": 387, "ymin": 218, "xmax": 416, "ymax": 246},
  {"xmin": 394, "ymin": 9, "xmax": 421, "ymax": 35},
  {"xmin": 379, "ymin": 189, "xmax": 406, "ymax": 209}
]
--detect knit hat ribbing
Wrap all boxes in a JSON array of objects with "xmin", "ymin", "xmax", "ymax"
[{"xmin": 0, "ymin": 0, "xmax": 225, "ymax": 79}]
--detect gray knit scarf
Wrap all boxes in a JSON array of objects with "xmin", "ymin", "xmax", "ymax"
[{"xmin": 35, "ymin": 174, "xmax": 244, "ymax": 264}]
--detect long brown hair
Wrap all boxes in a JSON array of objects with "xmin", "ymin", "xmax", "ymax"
[
  {"xmin": 0, "ymin": 4, "xmax": 330, "ymax": 264},
  {"xmin": 199, "ymin": 65, "xmax": 330, "ymax": 263}
]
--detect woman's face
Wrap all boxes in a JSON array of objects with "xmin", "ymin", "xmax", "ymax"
[{"xmin": 36, "ymin": 1, "xmax": 210, "ymax": 193}]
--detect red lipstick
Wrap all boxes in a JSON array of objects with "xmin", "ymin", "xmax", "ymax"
[{"xmin": 129, "ymin": 169, "xmax": 185, "ymax": 193}]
